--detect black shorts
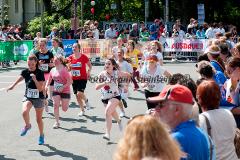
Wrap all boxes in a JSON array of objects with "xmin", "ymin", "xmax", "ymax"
[
  {"xmin": 72, "ymin": 79, "xmax": 87, "ymax": 94},
  {"xmin": 101, "ymin": 96, "xmax": 121, "ymax": 105},
  {"xmin": 52, "ymin": 92, "xmax": 71, "ymax": 99}
]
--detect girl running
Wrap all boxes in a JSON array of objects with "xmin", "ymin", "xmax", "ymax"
[
  {"xmin": 51, "ymin": 38, "xmax": 64, "ymax": 57},
  {"xmin": 140, "ymin": 54, "xmax": 171, "ymax": 109},
  {"xmin": 116, "ymin": 48, "xmax": 133, "ymax": 117},
  {"xmin": 125, "ymin": 40, "xmax": 141, "ymax": 91},
  {"xmin": 66, "ymin": 43, "xmax": 92, "ymax": 116},
  {"xmin": 96, "ymin": 58, "xmax": 131, "ymax": 141},
  {"xmin": 35, "ymin": 38, "xmax": 54, "ymax": 111},
  {"xmin": 7, "ymin": 54, "xmax": 45, "ymax": 145},
  {"xmin": 45, "ymin": 55, "xmax": 72, "ymax": 129}
]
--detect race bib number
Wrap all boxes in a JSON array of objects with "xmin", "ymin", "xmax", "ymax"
[
  {"xmin": 72, "ymin": 70, "xmax": 80, "ymax": 77},
  {"xmin": 54, "ymin": 82, "xmax": 64, "ymax": 91},
  {"xmin": 40, "ymin": 64, "xmax": 48, "ymax": 71},
  {"xmin": 27, "ymin": 89, "xmax": 39, "ymax": 98}
]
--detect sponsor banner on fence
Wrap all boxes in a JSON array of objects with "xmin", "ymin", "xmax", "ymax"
[
  {"xmin": 0, "ymin": 41, "xmax": 33, "ymax": 61},
  {"xmin": 78, "ymin": 39, "xmax": 112, "ymax": 58},
  {"xmin": 159, "ymin": 37, "xmax": 208, "ymax": 52}
]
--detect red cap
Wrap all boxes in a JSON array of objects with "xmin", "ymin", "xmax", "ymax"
[{"xmin": 147, "ymin": 84, "xmax": 194, "ymax": 105}]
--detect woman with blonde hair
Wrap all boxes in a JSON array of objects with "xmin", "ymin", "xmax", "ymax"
[
  {"xmin": 206, "ymin": 44, "xmax": 225, "ymax": 73},
  {"xmin": 114, "ymin": 115, "xmax": 181, "ymax": 160}
]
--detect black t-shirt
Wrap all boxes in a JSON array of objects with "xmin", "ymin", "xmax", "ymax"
[
  {"xmin": 21, "ymin": 68, "xmax": 45, "ymax": 99},
  {"xmin": 35, "ymin": 50, "xmax": 54, "ymax": 73}
]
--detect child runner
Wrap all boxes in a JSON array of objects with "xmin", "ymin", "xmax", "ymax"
[
  {"xmin": 7, "ymin": 54, "xmax": 45, "ymax": 145},
  {"xmin": 45, "ymin": 55, "xmax": 72, "ymax": 128}
]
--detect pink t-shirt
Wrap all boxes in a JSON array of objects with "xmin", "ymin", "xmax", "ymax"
[{"xmin": 50, "ymin": 67, "xmax": 71, "ymax": 93}]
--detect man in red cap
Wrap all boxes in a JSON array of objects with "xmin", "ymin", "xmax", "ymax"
[{"xmin": 147, "ymin": 84, "xmax": 214, "ymax": 160}]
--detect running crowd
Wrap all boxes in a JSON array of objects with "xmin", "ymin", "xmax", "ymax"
[{"xmin": 3, "ymin": 22, "xmax": 240, "ymax": 159}]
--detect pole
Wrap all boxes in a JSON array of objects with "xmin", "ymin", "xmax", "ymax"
[
  {"xmin": 165, "ymin": 0, "xmax": 169, "ymax": 23},
  {"xmin": 144, "ymin": 0, "xmax": 149, "ymax": 25},
  {"xmin": 41, "ymin": 0, "xmax": 44, "ymax": 37},
  {"xmin": 74, "ymin": 0, "xmax": 78, "ymax": 34},
  {"xmin": 81, "ymin": 0, "xmax": 83, "ymax": 27}
]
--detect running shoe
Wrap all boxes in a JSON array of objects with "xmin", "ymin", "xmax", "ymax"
[
  {"xmin": 78, "ymin": 110, "xmax": 85, "ymax": 117},
  {"xmin": 117, "ymin": 120, "xmax": 123, "ymax": 132},
  {"xmin": 38, "ymin": 135, "xmax": 44, "ymax": 145},
  {"xmin": 53, "ymin": 122, "xmax": 60, "ymax": 129},
  {"xmin": 119, "ymin": 110, "xmax": 125, "ymax": 118},
  {"xmin": 85, "ymin": 99, "xmax": 91, "ymax": 110},
  {"xmin": 48, "ymin": 99, "xmax": 53, "ymax": 106},
  {"xmin": 122, "ymin": 99, "xmax": 128, "ymax": 108},
  {"xmin": 20, "ymin": 124, "xmax": 31, "ymax": 136},
  {"xmin": 103, "ymin": 133, "xmax": 110, "ymax": 141}
]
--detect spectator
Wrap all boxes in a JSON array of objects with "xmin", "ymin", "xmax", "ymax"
[
  {"xmin": 187, "ymin": 18, "xmax": 195, "ymax": 31},
  {"xmin": 197, "ymin": 80, "xmax": 238, "ymax": 160},
  {"xmin": 147, "ymin": 84, "xmax": 214, "ymax": 160},
  {"xmin": 0, "ymin": 27, "xmax": 9, "ymax": 41},
  {"xmin": 49, "ymin": 27, "xmax": 58, "ymax": 39},
  {"xmin": 219, "ymin": 22, "xmax": 225, "ymax": 35},
  {"xmin": 92, "ymin": 21, "xmax": 99, "ymax": 39},
  {"xmin": 118, "ymin": 29, "xmax": 127, "ymax": 43},
  {"xmin": 104, "ymin": 23, "xmax": 117, "ymax": 39},
  {"xmin": 59, "ymin": 24, "xmax": 67, "ymax": 39},
  {"xmin": 139, "ymin": 21, "xmax": 145, "ymax": 33},
  {"xmin": 129, "ymin": 23, "xmax": 139, "ymax": 43},
  {"xmin": 205, "ymin": 23, "xmax": 215, "ymax": 39},
  {"xmin": 33, "ymin": 32, "xmax": 41, "ymax": 47},
  {"xmin": 219, "ymin": 42, "xmax": 232, "ymax": 63},
  {"xmin": 233, "ymin": 43, "xmax": 240, "ymax": 58},
  {"xmin": 213, "ymin": 23, "xmax": 220, "ymax": 38},
  {"xmin": 185, "ymin": 27, "xmax": 195, "ymax": 39},
  {"xmin": 149, "ymin": 19, "xmax": 160, "ymax": 40},
  {"xmin": 139, "ymin": 27, "xmax": 150, "ymax": 42},
  {"xmin": 206, "ymin": 45, "xmax": 225, "ymax": 73},
  {"xmin": 196, "ymin": 25, "xmax": 206, "ymax": 39},
  {"xmin": 114, "ymin": 115, "xmax": 181, "ymax": 160}
]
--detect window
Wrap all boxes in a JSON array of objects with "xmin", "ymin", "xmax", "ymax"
[{"xmin": 15, "ymin": 0, "xmax": 18, "ymax": 13}]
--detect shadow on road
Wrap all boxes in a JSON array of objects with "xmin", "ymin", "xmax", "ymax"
[
  {"xmin": 29, "ymin": 144, "xmax": 87, "ymax": 160},
  {"xmin": 128, "ymin": 97, "xmax": 145, "ymax": 101},
  {"xmin": 60, "ymin": 126, "xmax": 104, "ymax": 135},
  {"xmin": 0, "ymin": 155, "xmax": 16, "ymax": 160},
  {"xmin": 83, "ymin": 115, "xmax": 105, "ymax": 123},
  {"xmin": 43, "ymin": 113, "xmax": 87, "ymax": 123}
]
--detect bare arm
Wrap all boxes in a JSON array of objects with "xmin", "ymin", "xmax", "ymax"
[{"xmin": 7, "ymin": 76, "xmax": 24, "ymax": 91}]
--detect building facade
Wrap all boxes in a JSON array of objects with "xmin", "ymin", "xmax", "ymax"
[{"xmin": 0, "ymin": 0, "xmax": 41, "ymax": 25}]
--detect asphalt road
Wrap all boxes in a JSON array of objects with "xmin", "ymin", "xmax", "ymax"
[{"xmin": 0, "ymin": 62, "xmax": 198, "ymax": 160}]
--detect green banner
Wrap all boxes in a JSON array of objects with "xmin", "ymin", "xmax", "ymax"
[{"xmin": 0, "ymin": 41, "xmax": 33, "ymax": 61}]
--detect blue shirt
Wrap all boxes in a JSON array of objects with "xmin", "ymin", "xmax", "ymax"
[
  {"xmin": 172, "ymin": 120, "xmax": 211, "ymax": 160},
  {"xmin": 210, "ymin": 60, "xmax": 224, "ymax": 73},
  {"xmin": 149, "ymin": 24, "xmax": 158, "ymax": 40}
]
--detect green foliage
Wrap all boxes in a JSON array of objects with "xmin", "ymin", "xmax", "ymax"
[{"xmin": 27, "ymin": 13, "xmax": 71, "ymax": 37}]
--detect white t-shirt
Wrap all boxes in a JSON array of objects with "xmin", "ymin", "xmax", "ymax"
[
  {"xmin": 93, "ymin": 29, "xmax": 99, "ymax": 39},
  {"xmin": 199, "ymin": 109, "xmax": 238, "ymax": 160},
  {"xmin": 117, "ymin": 60, "xmax": 133, "ymax": 73},
  {"xmin": 98, "ymin": 71, "xmax": 120, "ymax": 100},
  {"xmin": 141, "ymin": 65, "xmax": 166, "ymax": 92},
  {"xmin": 112, "ymin": 46, "xmax": 127, "ymax": 60},
  {"xmin": 205, "ymin": 27, "xmax": 215, "ymax": 39},
  {"xmin": 219, "ymin": 28, "xmax": 225, "ymax": 35}
]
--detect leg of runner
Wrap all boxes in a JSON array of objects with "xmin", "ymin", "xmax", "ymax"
[
  {"xmin": 20, "ymin": 101, "xmax": 32, "ymax": 136},
  {"xmin": 82, "ymin": 93, "xmax": 91, "ymax": 110},
  {"xmin": 103, "ymin": 98, "xmax": 119, "ymax": 140},
  {"xmin": 76, "ymin": 91, "xmax": 85, "ymax": 116},
  {"xmin": 53, "ymin": 95, "xmax": 61, "ymax": 129},
  {"xmin": 61, "ymin": 98, "xmax": 70, "ymax": 112},
  {"xmin": 112, "ymin": 110, "xmax": 123, "ymax": 132},
  {"xmin": 35, "ymin": 107, "xmax": 44, "ymax": 145},
  {"xmin": 118, "ymin": 101, "xmax": 125, "ymax": 118}
]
